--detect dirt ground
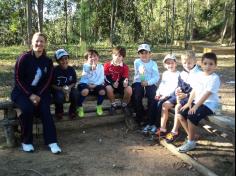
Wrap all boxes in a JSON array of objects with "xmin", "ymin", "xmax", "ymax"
[
  {"xmin": 0, "ymin": 51, "xmax": 234, "ymax": 176},
  {"xmin": 0, "ymin": 122, "xmax": 201, "ymax": 176}
]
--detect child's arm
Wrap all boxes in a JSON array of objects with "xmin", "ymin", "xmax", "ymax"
[
  {"xmin": 188, "ymin": 91, "xmax": 212, "ymax": 115},
  {"xmin": 97, "ymin": 64, "xmax": 105, "ymax": 85},
  {"xmin": 147, "ymin": 61, "xmax": 160, "ymax": 85},
  {"xmin": 180, "ymin": 89, "xmax": 195, "ymax": 111}
]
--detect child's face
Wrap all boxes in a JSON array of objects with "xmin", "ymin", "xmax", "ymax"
[
  {"xmin": 112, "ymin": 52, "xmax": 124, "ymax": 64},
  {"xmin": 164, "ymin": 59, "xmax": 177, "ymax": 72},
  {"xmin": 88, "ymin": 53, "xmax": 99, "ymax": 65},
  {"xmin": 58, "ymin": 56, "xmax": 69, "ymax": 70},
  {"xmin": 139, "ymin": 50, "xmax": 151, "ymax": 63},
  {"xmin": 201, "ymin": 58, "xmax": 217, "ymax": 75},
  {"xmin": 181, "ymin": 57, "xmax": 196, "ymax": 71}
]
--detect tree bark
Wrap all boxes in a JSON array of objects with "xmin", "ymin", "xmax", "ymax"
[
  {"xmin": 64, "ymin": 0, "xmax": 68, "ymax": 44},
  {"xmin": 27, "ymin": 0, "xmax": 32, "ymax": 48},
  {"xmin": 37, "ymin": 0, "xmax": 44, "ymax": 32}
]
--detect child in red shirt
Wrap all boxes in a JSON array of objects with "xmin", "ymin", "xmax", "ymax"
[{"xmin": 104, "ymin": 46, "xmax": 132, "ymax": 115}]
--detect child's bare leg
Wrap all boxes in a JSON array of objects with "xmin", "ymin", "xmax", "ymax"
[
  {"xmin": 106, "ymin": 85, "xmax": 115, "ymax": 103},
  {"xmin": 177, "ymin": 114, "xmax": 189, "ymax": 135},
  {"xmin": 171, "ymin": 104, "xmax": 182, "ymax": 133},
  {"xmin": 187, "ymin": 120, "xmax": 197, "ymax": 141},
  {"xmin": 161, "ymin": 101, "xmax": 174, "ymax": 130},
  {"xmin": 123, "ymin": 86, "xmax": 132, "ymax": 104}
]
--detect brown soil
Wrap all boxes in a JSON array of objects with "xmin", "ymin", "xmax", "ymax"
[{"xmin": 0, "ymin": 122, "xmax": 201, "ymax": 176}]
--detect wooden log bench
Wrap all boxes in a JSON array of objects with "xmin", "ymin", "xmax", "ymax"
[
  {"xmin": 0, "ymin": 96, "xmax": 136, "ymax": 148},
  {"xmin": 163, "ymin": 109, "xmax": 235, "ymax": 176},
  {"xmin": 203, "ymin": 46, "xmax": 235, "ymax": 55}
]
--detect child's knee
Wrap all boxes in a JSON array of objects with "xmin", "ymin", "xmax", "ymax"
[
  {"xmin": 99, "ymin": 90, "xmax": 106, "ymax": 96},
  {"xmin": 125, "ymin": 86, "xmax": 132, "ymax": 96},
  {"xmin": 81, "ymin": 89, "xmax": 89, "ymax": 96}
]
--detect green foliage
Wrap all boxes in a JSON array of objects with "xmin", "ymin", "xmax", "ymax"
[{"xmin": 0, "ymin": 0, "xmax": 234, "ymax": 46}]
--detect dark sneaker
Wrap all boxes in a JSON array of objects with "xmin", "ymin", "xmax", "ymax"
[
  {"xmin": 165, "ymin": 132, "xmax": 180, "ymax": 143},
  {"xmin": 156, "ymin": 128, "xmax": 168, "ymax": 138},
  {"xmin": 55, "ymin": 113, "xmax": 63, "ymax": 120},
  {"xmin": 109, "ymin": 105, "xmax": 117, "ymax": 115},
  {"xmin": 69, "ymin": 113, "xmax": 76, "ymax": 120},
  {"xmin": 122, "ymin": 106, "xmax": 132, "ymax": 116}
]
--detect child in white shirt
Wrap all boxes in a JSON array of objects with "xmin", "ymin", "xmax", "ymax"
[
  {"xmin": 77, "ymin": 49, "xmax": 105, "ymax": 118},
  {"xmin": 177, "ymin": 52, "xmax": 221, "ymax": 153},
  {"xmin": 143, "ymin": 54, "xmax": 180, "ymax": 134}
]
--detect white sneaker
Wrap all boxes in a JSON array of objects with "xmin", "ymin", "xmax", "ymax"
[
  {"xmin": 22, "ymin": 143, "xmax": 34, "ymax": 152},
  {"xmin": 178, "ymin": 141, "xmax": 196, "ymax": 153},
  {"xmin": 48, "ymin": 143, "xmax": 62, "ymax": 154}
]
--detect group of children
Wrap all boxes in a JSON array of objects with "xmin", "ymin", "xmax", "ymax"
[{"xmin": 52, "ymin": 44, "xmax": 221, "ymax": 153}]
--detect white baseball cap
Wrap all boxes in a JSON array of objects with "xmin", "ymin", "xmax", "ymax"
[
  {"xmin": 163, "ymin": 54, "xmax": 177, "ymax": 63},
  {"xmin": 138, "ymin": 44, "xmax": 151, "ymax": 52},
  {"xmin": 55, "ymin": 49, "xmax": 69, "ymax": 60}
]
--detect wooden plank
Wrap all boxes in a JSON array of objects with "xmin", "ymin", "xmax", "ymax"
[{"xmin": 160, "ymin": 140, "xmax": 219, "ymax": 176}]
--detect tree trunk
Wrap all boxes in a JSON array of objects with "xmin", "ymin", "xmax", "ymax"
[
  {"xmin": 64, "ymin": 0, "xmax": 68, "ymax": 44},
  {"xmin": 27, "ymin": 0, "xmax": 32, "ymax": 48},
  {"xmin": 189, "ymin": 0, "xmax": 194, "ymax": 41},
  {"xmin": 170, "ymin": 0, "xmax": 175, "ymax": 53},
  {"xmin": 37, "ymin": 0, "xmax": 44, "ymax": 32},
  {"xmin": 110, "ymin": 0, "xmax": 116, "ymax": 46},
  {"xmin": 184, "ymin": 0, "xmax": 189, "ymax": 49},
  {"xmin": 220, "ymin": 2, "xmax": 229, "ymax": 44},
  {"xmin": 165, "ymin": 0, "xmax": 169, "ymax": 48}
]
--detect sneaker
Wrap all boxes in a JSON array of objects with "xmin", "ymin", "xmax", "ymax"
[
  {"xmin": 109, "ymin": 105, "xmax": 117, "ymax": 115},
  {"xmin": 178, "ymin": 141, "xmax": 196, "ymax": 153},
  {"xmin": 96, "ymin": 105, "xmax": 103, "ymax": 116},
  {"xmin": 165, "ymin": 132, "xmax": 180, "ymax": 143},
  {"xmin": 143, "ymin": 125, "xmax": 151, "ymax": 134},
  {"xmin": 48, "ymin": 143, "xmax": 62, "ymax": 154},
  {"xmin": 76, "ymin": 107, "xmax": 84, "ymax": 118},
  {"xmin": 150, "ymin": 125, "xmax": 157, "ymax": 134},
  {"xmin": 55, "ymin": 113, "xmax": 63, "ymax": 120},
  {"xmin": 122, "ymin": 106, "xmax": 132, "ymax": 116},
  {"xmin": 156, "ymin": 128, "xmax": 168, "ymax": 138},
  {"xmin": 22, "ymin": 143, "xmax": 34, "ymax": 152}
]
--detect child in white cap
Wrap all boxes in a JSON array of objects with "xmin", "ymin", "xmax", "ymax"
[
  {"xmin": 143, "ymin": 54, "xmax": 180, "ymax": 135},
  {"xmin": 132, "ymin": 44, "xmax": 160, "ymax": 127},
  {"xmin": 52, "ymin": 49, "xmax": 78, "ymax": 120}
]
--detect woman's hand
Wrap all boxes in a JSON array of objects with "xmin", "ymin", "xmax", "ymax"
[{"xmin": 29, "ymin": 94, "xmax": 40, "ymax": 106}]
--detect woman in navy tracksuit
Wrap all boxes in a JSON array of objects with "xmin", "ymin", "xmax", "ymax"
[{"xmin": 11, "ymin": 32, "xmax": 61, "ymax": 154}]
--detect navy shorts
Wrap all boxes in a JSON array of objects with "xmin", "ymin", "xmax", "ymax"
[
  {"xmin": 168, "ymin": 96, "xmax": 189, "ymax": 106},
  {"xmin": 105, "ymin": 80, "xmax": 127, "ymax": 95},
  {"xmin": 179, "ymin": 103, "xmax": 213, "ymax": 126},
  {"xmin": 78, "ymin": 83, "xmax": 106, "ymax": 96}
]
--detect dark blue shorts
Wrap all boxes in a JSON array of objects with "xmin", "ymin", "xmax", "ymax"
[
  {"xmin": 78, "ymin": 83, "xmax": 106, "ymax": 96},
  {"xmin": 179, "ymin": 103, "xmax": 213, "ymax": 126},
  {"xmin": 168, "ymin": 96, "xmax": 189, "ymax": 106}
]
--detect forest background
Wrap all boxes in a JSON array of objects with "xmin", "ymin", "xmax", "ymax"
[{"xmin": 0, "ymin": 0, "xmax": 235, "ymax": 48}]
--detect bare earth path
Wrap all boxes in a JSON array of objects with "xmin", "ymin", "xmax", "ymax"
[{"xmin": 0, "ymin": 122, "xmax": 200, "ymax": 176}]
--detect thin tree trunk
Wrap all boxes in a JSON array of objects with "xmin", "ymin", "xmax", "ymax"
[
  {"xmin": 27, "ymin": 0, "xmax": 32, "ymax": 48},
  {"xmin": 110, "ymin": 0, "xmax": 116, "ymax": 46},
  {"xmin": 170, "ymin": 0, "xmax": 175, "ymax": 53},
  {"xmin": 64, "ymin": 0, "xmax": 68, "ymax": 44},
  {"xmin": 37, "ymin": 0, "xmax": 44, "ymax": 32},
  {"xmin": 165, "ymin": 0, "xmax": 169, "ymax": 48},
  {"xmin": 220, "ymin": 2, "xmax": 229, "ymax": 44},
  {"xmin": 184, "ymin": 0, "xmax": 189, "ymax": 49}
]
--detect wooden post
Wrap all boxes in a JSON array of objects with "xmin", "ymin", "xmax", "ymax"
[{"xmin": 3, "ymin": 108, "xmax": 17, "ymax": 147}]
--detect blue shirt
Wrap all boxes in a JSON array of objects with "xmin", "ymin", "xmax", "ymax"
[{"xmin": 133, "ymin": 58, "xmax": 160, "ymax": 85}]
